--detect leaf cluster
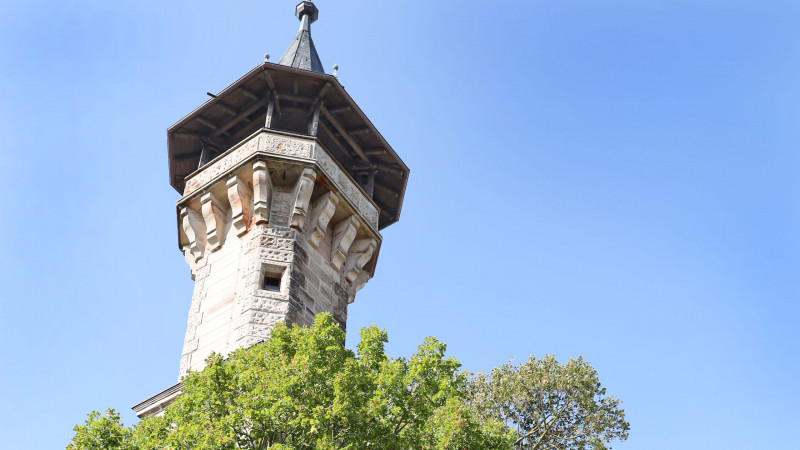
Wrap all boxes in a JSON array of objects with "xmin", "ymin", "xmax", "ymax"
[
  {"xmin": 69, "ymin": 315, "xmax": 629, "ymax": 449},
  {"xmin": 71, "ymin": 313, "xmax": 510, "ymax": 449},
  {"xmin": 468, "ymin": 355, "xmax": 630, "ymax": 449}
]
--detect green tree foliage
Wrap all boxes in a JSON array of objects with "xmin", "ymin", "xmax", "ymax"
[
  {"xmin": 70, "ymin": 313, "xmax": 510, "ymax": 449},
  {"xmin": 69, "ymin": 314, "xmax": 628, "ymax": 449},
  {"xmin": 468, "ymin": 355, "xmax": 630, "ymax": 449},
  {"xmin": 68, "ymin": 409, "xmax": 133, "ymax": 450}
]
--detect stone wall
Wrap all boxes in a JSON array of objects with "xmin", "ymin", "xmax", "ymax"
[{"xmin": 176, "ymin": 130, "xmax": 381, "ymax": 378}]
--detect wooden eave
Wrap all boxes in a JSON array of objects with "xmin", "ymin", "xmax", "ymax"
[{"xmin": 167, "ymin": 62, "xmax": 408, "ymax": 230}]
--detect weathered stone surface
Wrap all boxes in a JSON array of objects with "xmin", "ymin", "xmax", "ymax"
[
  {"xmin": 331, "ymin": 215, "xmax": 360, "ymax": 270},
  {"xmin": 294, "ymin": 241, "xmax": 309, "ymax": 265},
  {"xmin": 307, "ymin": 191, "xmax": 339, "ymax": 248},
  {"xmin": 227, "ymin": 174, "xmax": 253, "ymax": 236},
  {"xmin": 181, "ymin": 206, "xmax": 206, "ymax": 263},
  {"xmin": 252, "ymin": 160, "xmax": 272, "ymax": 225},
  {"xmin": 345, "ymin": 238, "xmax": 377, "ymax": 284},
  {"xmin": 314, "ymin": 145, "xmax": 379, "ymax": 229},
  {"xmin": 333, "ymin": 281, "xmax": 349, "ymax": 302},
  {"xmin": 290, "ymin": 168, "xmax": 317, "ymax": 231},
  {"xmin": 269, "ymin": 189, "xmax": 293, "ymax": 226},
  {"xmin": 184, "ymin": 135, "xmax": 263, "ymax": 195},
  {"xmin": 181, "ymin": 130, "xmax": 378, "ymax": 230},
  {"xmin": 290, "ymin": 269, "xmax": 306, "ymax": 289},
  {"xmin": 175, "ymin": 133, "xmax": 383, "ymax": 379},
  {"xmin": 201, "ymin": 192, "xmax": 227, "ymax": 251}
]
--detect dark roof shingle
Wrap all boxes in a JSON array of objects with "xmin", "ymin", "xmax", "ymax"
[{"xmin": 278, "ymin": 2, "xmax": 324, "ymax": 74}]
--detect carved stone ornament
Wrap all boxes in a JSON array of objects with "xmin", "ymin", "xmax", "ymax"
[
  {"xmin": 307, "ymin": 191, "xmax": 340, "ymax": 248},
  {"xmin": 345, "ymin": 238, "xmax": 377, "ymax": 284},
  {"xmin": 227, "ymin": 174, "xmax": 253, "ymax": 236},
  {"xmin": 181, "ymin": 206, "xmax": 206, "ymax": 262},
  {"xmin": 331, "ymin": 215, "xmax": 360, "ymax": 270},
  {"xmin": 252, "ymin": 160, "xmax": 272, "ymax": 225},
  {"xmin": 201, "ymin": 192, "xmax": 228, "ymax": 251},
  {"xmin": 290, "ymin": 168, "xmax": 317, "ymax": 231}
]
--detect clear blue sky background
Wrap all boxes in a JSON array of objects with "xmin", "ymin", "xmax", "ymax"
[{"xmin": 1, "ymin": 0, "xmax": 798, "ymax": 448}]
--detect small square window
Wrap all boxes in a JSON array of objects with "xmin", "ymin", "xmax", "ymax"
[
  {"xmin": 263, "ymin": 276, "xmax": 282, "ymax": 291},
  {"xmin": 261, "ymin": 264, "xmax": 286, "ymax": 293}
]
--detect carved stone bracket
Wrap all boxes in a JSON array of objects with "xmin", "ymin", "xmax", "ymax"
[
  {"xmin": 290, "ymin": 168, "xmax": 317, "ymax": 231},
  {"xmin": 345, "ymin": 238, "xmax": 377, "ymax": 284},
  {"xmin": 201, "ymin": 192, "xmax": 228, "ymax": 251},
  {"xmin": 307, "ymin": 191, "xmax": 340, "ymax": 248},
  {"xmin": 331, "ymin": 215, "xmax": 360, "ymax": 270},
  {"xmin": 348, "ymin": 271, "xmax": 371, "ymax": 303},
  {"xmin": 181, "ymin": 206, "xmax": 206, "ymax": 263},
  {"xmin": 180, "ymin": 131, "xmax": 379, "ymax": 232},
  {"xmin": 226, "ymin": 174, "xmax": 253, "ymax": 236},
  {"xmin": 252, "ymin": 160, "xmax": 272, "ymax": 225}
]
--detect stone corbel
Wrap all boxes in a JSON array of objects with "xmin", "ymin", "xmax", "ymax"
[
  {"xmin": 307, "ymin": 191, "xmax": 340, "ymax": 248},
  {"xmin": 201, "ymin": 192, "xmax": 228, "ymax": 251},
  {"xmin": 252, "ymin": 160, "xmax": 272, "ymax": 225},
  {"xmin": 348, "ymin": 270, "xmax": 371, "ymax": 303},
  {"xmin": 181, "ymin": 245, "xmax": 197, "ymax": 280},
  {"xmin": 345, "ymin": 238, "xmax": 377, "ymax": 284},
  {"xmin": 290, "ymin": 168, "xmax": 317, "ymax": 231},
  {"xmin": 331, "ymin": 215, "xmax": 360, "ymax": 270},
  {"xmin": 226, "ymin": 174, "xmax": 253, "ymax": 236},
  {"xmin": 180, "ymin": 206, "xmax": 206, "ymax": 263}
]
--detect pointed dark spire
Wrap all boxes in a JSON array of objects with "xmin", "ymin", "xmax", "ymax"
[{"xmin": 278, "ymin": 1, "xmax": 324, "ymax": 74}]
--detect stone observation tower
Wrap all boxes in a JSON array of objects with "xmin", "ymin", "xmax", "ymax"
[{"xmin": 133, "ymin": 1, "xmax": 409, "ymax": 418}]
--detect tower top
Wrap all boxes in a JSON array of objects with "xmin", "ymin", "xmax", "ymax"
[
  {"xmin": 278, "ymin": 1, "xmax": 324, "ymax": 74},
  {"xmin": 167, "ymin": 1, "xmax": 409, "ymax": 230},
  {"xmin": 295, "ymin": 1, "xmax": 318, "ymax": 24}
]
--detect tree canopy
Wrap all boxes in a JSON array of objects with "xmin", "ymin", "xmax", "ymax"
[
  {"xmin": 70, "ymin": 313, "xmax": 628, "ymax": 449},
  {"xmin": 468, "ymin": 356, "xmax": 630, "ymax": 449}
]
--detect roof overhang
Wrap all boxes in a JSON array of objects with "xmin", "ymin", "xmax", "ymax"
[{"xmin": 167, "ymin": 62, "xmax": 409, "ymax": 230}]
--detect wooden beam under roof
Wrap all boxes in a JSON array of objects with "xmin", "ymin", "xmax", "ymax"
[
  {"xmin": 173, "ymin": 131, "xmax": 202, "ymax": 139},
  {"xmin": 265, "ymin": 98, "xmax": 274, "ymax": 128},
  {"xmin": 305, "ymin": 82, "xmax": 331, "ymax": 136},
  {"xmin": 379, "ymin": 165, "xmax": 406, "ymax": 176},
  {"xmin": 173, "ymin": 130, "xmax": 225, "ymax": 147},
  {"xmin": 241, "ymin": 88, "xmax": 258, "ymax": 101},
  {"xmin": 261, "ymin": 67, "xmax": 281, "ymax": 118},
  {"xmin": 216, "ymin": 102, "xmax": 238, "ymax": 116},
  {"xmin": 328, "ymin": 105, "xmax": 351, "ymax": 114},
  {"xmin": 374, "ymin": 180, "xmax": 400, "ymax": 198},
  {"xmin": 212, "ymin": 98, "xmax": 265, "ymax": 137},
  {"xmin": 311, "ymin": 83, "xmax": 332, "ymax": 107},
  {"xmin": 348, "ymin": 127, "xmax": 370, "ymax": 135},
  {"xmin": 318, "ymin": 121, "xmax": 355, "ymax": 159},
  {"xmin": 174, "ymin": 153, "xmax": 202, "ymax": 163},
  {"xmin": 307, "ymin": 82, "xmax": 332, "ymax": 116},
  {"xmin": 196, "ymin": 117, "xmax": 216, "ymax": 129},
  {"xmin": 280, "ymin": 93, "xmax": 315, "ymax": 104},
  {"xmin": 321, "ymin": 106, "xmax": 369, "ymax": 163},
  {"xmin": 262, "ymin": 68, "xmax": 276, "ymax": 91}
]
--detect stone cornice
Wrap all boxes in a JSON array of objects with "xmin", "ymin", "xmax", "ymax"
[{"xmin": 178, "ymin": 129, "xmax": 380, "ymax": 234}]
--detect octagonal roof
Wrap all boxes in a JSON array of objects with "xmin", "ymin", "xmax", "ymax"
[{"xmin": 167, "ymin": 62, "xmax": 409, "ymax": 230}]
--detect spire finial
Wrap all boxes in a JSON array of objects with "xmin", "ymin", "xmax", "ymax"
[
  {"xmin": 277, "ymin": 1, "xmax": 325, "ymax": 73},
  {"xmin": 296, "ymin": 1, "xmax": 319, "ymax": 25}
]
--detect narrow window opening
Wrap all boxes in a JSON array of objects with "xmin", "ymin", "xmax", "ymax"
[
  {"xmin": 261, "ymin": 264, "xmax": 286, "ymax": 293},
  {"xmin": 263, "ymin": 276, "xmax": 282, "ymax": 291}
]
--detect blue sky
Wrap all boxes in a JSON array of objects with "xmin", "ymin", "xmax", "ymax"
[{"xmin": 1, "ymin": 0, "xmax": 799, "ymax": 448}]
